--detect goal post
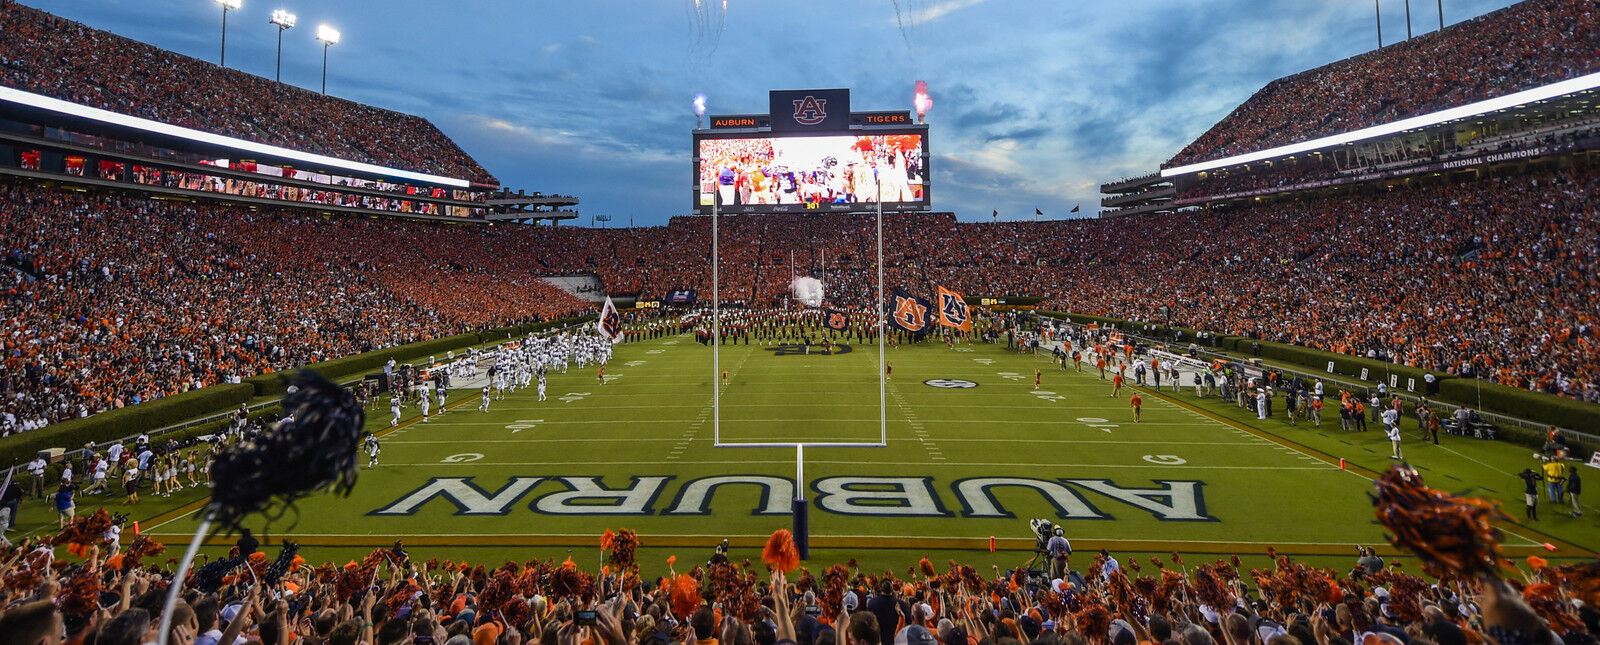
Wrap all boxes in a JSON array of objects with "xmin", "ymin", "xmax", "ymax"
[{"xmin": 709, "ymin": 189, "xmax": 889, "ymax": 558}]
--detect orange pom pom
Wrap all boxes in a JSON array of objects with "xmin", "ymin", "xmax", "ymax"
[
  {"xmin": 105, "ymin": 554, "xmax": 125, "ymax": 570},
  {"xmin": 601, "ymin": 529, "xmax": 615, "ymax": 551},
  {"xmin": 669, "ymin": 573, "xmax": 702, "ymax": 619},
  {"xmin": 1526, "ymin": 556, "xmax": 1548, "ymax": 570},
  {"xmin": 762, "ymin": 529, "xmax": 801, "ymax": 573},
  {"xmin": 668, "ymin": 555, "xmax": 678, "ymax": 567}
]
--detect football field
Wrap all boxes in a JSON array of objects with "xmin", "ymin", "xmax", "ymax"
[{"xmin": 38, "ymin": 332, "xmax": 1596, "ymax": 572}]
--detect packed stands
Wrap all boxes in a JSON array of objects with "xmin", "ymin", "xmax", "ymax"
[
  {"xmin": 0, "ymin": 3, "xmax": 496, "ymax": 185},
  {"xmin": 519, "ymin": 167, "xmax": 1600, "ymax": 403},
  {"xmin": 4, "ymin": 155, "xmax": 1598, "ymax": 434},
  {"xmin": 0, "ymin": 180, "xmax": 589, "ymax": 434},
  {"xmin": 1166, "ymin": 0, "xmax": 1600, "ymax": 168},
  {"xmin": 0, "ymin": 510, "xmax": 1594, "ymax": 645}
]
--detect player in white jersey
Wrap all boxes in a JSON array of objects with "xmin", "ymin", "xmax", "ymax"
[
  {"xmin": 419, "ymin": 388, "xmax": 431, "ymax": 422},
  {"xmin": 479, "ymin": 386, "xmax": 492, "ymax": 412},
  {"xmin": 389, "ymin": 396, "xmax": 402, "ymax": 427},
  {"xmin": 436, "ymin": 383, "xmax": 448, "ymax": 413},
  {"xmin": 537, "ymin": 375, "xmax": 547, "ymax": 402},
  {"xmin": 365, "ymin": 435, "xmax": 381, "ymax": 468}
]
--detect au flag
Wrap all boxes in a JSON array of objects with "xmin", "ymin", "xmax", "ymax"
[
  {"xmin": 824, "ymin": 309, "xmax": 850, "ymax": 332},
  {"xmin": 888, "ymin": 287, "xmax": 931, "ymax": 333},
  {"xmin": 597, "ymin": 296, "xmax": 624, "ymax": 343},
  {"xmin": 935, "ymin": 285, "xmax": 972, "ymax": 332}
]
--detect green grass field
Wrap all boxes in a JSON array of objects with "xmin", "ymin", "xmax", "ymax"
[{"xmin": 11, "ymin": 332, "xmax": 1595, "ymax": 574}]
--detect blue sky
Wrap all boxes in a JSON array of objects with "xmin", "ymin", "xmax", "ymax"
[{"xmin": 33, "ymin": 0, "xmax": 1518, "ymax": 225}]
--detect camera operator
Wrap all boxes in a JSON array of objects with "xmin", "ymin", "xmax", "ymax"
[{"xmin": 1047, "ymin": 527, "xmax": 1071, "ymax": 580}]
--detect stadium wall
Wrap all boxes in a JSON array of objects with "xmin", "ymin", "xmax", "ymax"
[
  {"xmin": 1039, "ymin": 311, "xmax": 1599, "ymax": 455},
  {"xmin": 0, "ymin": 315, "xmax": 597, "ymax": 468}
]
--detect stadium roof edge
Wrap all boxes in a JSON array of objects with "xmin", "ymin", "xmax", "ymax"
[
  {"xmin": 0, "ymin": 84, "xmax": 472, "ymax": 188},
  {"xmin": 1160, "ymin": 70, "xmax": 1600, "ymax": 178}
]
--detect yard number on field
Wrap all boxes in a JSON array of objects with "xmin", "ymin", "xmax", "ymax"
[
  {"xmin": 1077, "ymin": 417, "xmax": 1117, "ymax": 433},
  {"xmin": 507, "ymin": 419, "xmax": 544, "ymax": 433}
]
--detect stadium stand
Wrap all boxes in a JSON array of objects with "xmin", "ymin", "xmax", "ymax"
[
  {"xmin": 1166, "ymin": 0, "xmax": 1600, "ymax": 168},
  {"xmin": 0, "ymin": 180, "xmax": 590, "ymax": 434},
  {"xmin": 0, "ymin": 2, "xmax": 496, "ymax": 185},
  {"xmin": 4, "ymin": 160, "xmax": 1597, "ymax": 434}
]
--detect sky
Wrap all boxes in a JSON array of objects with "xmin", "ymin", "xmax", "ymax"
[{"xmin": 30, "ymin": 0, "xmax": 1520, "ymax": 226}]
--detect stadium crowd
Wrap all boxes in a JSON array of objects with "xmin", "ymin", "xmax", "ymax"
[
  {"xmin": 4, "ymin": 158, "xmax": 1597, "ymax": 434},
  {"xmin": 1166, "ymin": 0, "xmax": 1600, "ymax": 167},
  {"xmin": 0, "ymin": 520, "xmax": 1594, "ymax": 645},
  {"xmin": 506, "ymin": 167, "xmax": 1599, "ymax": 403},
  {"xmin": 0, "ymin": 180, "xmax": 590, "ymax": 434},
  {"xmin": 0, "ymin": 3, "xmax": 495, "ymax": 185}
]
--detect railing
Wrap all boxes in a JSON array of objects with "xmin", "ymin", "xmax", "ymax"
[{"xmin": 1042, "ymin": 317, "xmax": 1600, "ymax": 449}]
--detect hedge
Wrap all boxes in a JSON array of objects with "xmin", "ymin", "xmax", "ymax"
[
  {"xmin": 3, "ymin": 315, "xmax": 598, "ymax": 466},
  {"xmin": 1437, "ymin": 378, "xmax": 1600, "ymax": 443},
  {"xmin": 1041, "ymin": 310, "xmax": 1600, "ymax": 439},
  {"xmin": 0, "ymin": 383, "xmax": 254, "ymax": 467}
]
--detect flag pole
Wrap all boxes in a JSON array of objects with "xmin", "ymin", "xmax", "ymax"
[
  {"xmin": 712, "ymin": 190, "xmax": 720, "ymax": 444},
  {"xmin": 877, "ymin": 176, "xmax": 886, "ymax": 445}
]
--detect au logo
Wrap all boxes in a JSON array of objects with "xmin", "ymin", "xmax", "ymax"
[
  {"xmin": 792, "ymin": 96, "xmax": 828, "ymax": 126},
  {"xmin": 827, "ymin": 312, "xmax": 848, "ymax": 330},
  {"xmin": 924, "ymin": 378, "xmax": 977, "ymax": 389},
  {"xmin": 939, "ymin": 293, "xmax": 969, "ymax": 326},
  {"xmin": 600, "ymin": 310, "xmax": 622, "ymax": 337},
  {"xmin": 892, "ymin": 296, "xmax": 929, "ymax": 331},
  {"xmin": 766, "ymin": 344, "xmax": 852, "ymax": 356}
]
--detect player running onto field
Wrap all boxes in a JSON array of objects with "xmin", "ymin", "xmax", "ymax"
[
  {"xmin": 389, "ymin": 396, "xmax": 402, "ymax": 427},
  {"xmin": 365, "ymin": 434, "xmax": 381, "ymax": 469},
  {"xmin": 479, "ymin": 386, "xmax": 491, "ymax": 413}
]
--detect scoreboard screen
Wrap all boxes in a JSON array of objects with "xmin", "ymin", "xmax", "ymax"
[{"xmin": 693, "ymin": 130, "xmax": 929, "ymax": 213}]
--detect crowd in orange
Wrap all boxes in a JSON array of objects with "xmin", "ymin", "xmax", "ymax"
[
  {"xmin": 4, "ymin": 161, "xmax": 1597, "ymax": 433},
  {"xmin": 0, "ymin": 182, "xmax": 589, "ymax": 433}
]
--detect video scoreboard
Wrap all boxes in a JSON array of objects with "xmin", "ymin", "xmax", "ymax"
[{"xmin": 693, "ymin": 89, "xmax": 931, "ymax": 214}]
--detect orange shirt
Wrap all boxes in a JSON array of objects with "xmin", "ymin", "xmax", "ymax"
[
  {"xmin": 1113, "ymin": 374, "xmax": 1125, "ymax": 386},
  {"xmin": 1130, "ymin": 394, "xmax": 1142, "ymax": 407}
]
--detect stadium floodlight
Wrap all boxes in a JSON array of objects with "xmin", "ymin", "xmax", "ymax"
[
  {"xmin": 316, "ymin": 24, "xmax": 340, "ymax": 95},
  {"xmin": 215, "ymin": 0, "xmax": 243, "ymax": 68},
  {"xmin": 270, "ymin": 10, "xmax": 297, "ymax": 83}
]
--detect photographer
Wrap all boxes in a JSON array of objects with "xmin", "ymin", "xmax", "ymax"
[{"xmin": 1046, "ymin": 527, "xmax": 1071, "ymax": 581}]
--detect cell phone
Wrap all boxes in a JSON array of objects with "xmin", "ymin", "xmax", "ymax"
[{"xmin": 576, "ymin": 610, "xmax": 598, "ymax": 626}]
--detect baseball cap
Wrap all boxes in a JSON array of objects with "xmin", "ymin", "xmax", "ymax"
[
  {"xmin": 1110, "ymin": 620, "xmax": 1137, "ymax": 645},
  {"xmin": 895, "ymin": 626, "xmax": 938, "ymax": 645}
]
